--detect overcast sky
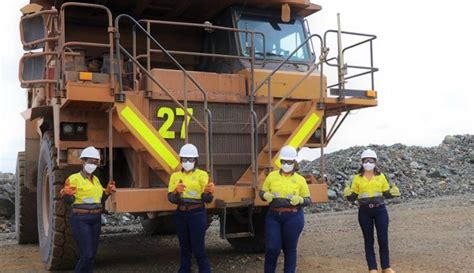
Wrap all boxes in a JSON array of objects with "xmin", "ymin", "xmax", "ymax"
[{"xmin": 0, "ymin": 0, "xmax": 473, "ymax": 172}]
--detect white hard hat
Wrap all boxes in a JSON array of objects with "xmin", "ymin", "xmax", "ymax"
[
  {"xmin": 279, "ymin": 145, "xmax": 297, "ymax": 161},
  {"xmin": 361, "ymin": 149, "xmax": 377, "ymax": 160},
  {"xmin": 80, "ymin": 146, "xmax": 101, "ymax": 160},
  {"xmin": 179, "ymin": 143, "xmax": 199, "ymax": 158}
]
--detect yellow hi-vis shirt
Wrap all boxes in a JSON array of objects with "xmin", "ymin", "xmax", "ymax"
[
  {"xmin": 262, "ymin": 170, "xmax": 310, "ymax": 199},
  {"xmin": 67, "ymin": 172, "xmax": 104, "ymax": 205},
  {"xmin": 168, "ymin": 169, "xmax": 209, "ymax": 200},
  {"xmin": 350, "ymin": 173, "xmax": 390, "ymax": 199}
]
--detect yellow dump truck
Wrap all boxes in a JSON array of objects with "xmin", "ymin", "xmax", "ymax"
[{"xmin": 16, "ymin": 0, "xmax": 378, "ymax": 269}]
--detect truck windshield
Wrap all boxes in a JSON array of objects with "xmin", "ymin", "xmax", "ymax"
[{"xmin": 238, "ymin": 15, "xmax": 310, "ymax": 62}]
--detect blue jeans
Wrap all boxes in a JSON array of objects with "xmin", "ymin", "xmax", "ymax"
[
  {"xmin": 358, "ymin": 204, "xmax": 390, "ymax": 270},
  {"xmin": 70, "ymin": 213, "xmax": 101, "ymax": 273},
  {"xmin": 175, "ymin": 207, "xmax": 211, "ymax": 273},
  {"xmin": 264, "ymin": 209, "xmax": 304, "ymax": 273}
]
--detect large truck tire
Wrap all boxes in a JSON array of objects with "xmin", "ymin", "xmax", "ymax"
[
  {"xmin": 222, "ymin": 207, "xmax": 267, "ymax": 253},
  {"xmin": 37, "ymin": 132, "xmax": 79, "ymax": 270},
  {"xmin": 15, "ymin": 151, "xmax": 39, "ymax": 244}
]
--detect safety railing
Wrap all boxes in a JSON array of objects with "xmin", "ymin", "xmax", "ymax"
[
  {"xmin": 321, "ymin": 29, "xmax": 378, "ymax": 147},
  {"xmin": 58, "ymin": 3, "xmax": 116, "ymax": 99},
  {"xmin": 115, "ymin": 15, "xmax": 237, "ymax": 176},
  {"xmin": 323, "ymin": 30, "xmax": 378, "ymax": 98},
  {"xmin": 121, "ymin": 18, "xmax": 267, "ymax": 179},
  {"xmin": 249, "ymin": 34, "xmax": 327, "ymax": 184}
]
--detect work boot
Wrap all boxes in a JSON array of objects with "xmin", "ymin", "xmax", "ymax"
[
  {"xmin": 382, "ymin": 268, "xmax": 395, "ymax": 273},
  {"xmin": 369, "ymin": 270, "xmax": 378, "ymax": 273}
]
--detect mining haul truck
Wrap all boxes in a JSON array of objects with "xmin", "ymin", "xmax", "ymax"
[{"xmin": 16, "ymin": 0, "xmax": 378, "ymax": 269}]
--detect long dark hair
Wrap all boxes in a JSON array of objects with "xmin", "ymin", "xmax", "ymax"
[{"xmin": 358, "ymin": 163, "xmax": 381, "ymax": 176}]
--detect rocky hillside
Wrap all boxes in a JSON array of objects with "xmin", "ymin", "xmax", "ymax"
[
  {"xmin": 300, "ymin": 134, "xmax": 474, "ymax": 212},
  {"xmin": 1, "ymin": 135, "xmax": 472, "ymax": 233}
]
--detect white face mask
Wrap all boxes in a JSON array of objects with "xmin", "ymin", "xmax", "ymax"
[
  {"xmin": 182, "ymin": 161, "xmax": 195, "ymax": 171},
  {"xmin": 84, "ymin": 163, "xmax": 97, "ymax": 174},
  {"xmin": 281, "ymin": 163, "xmax": 294, "ymax": 173},
  {"xmin": 363, "ymin": 162, "xmax": 376, "ymax": 171}
]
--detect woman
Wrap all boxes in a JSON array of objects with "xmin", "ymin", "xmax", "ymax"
[
  {"xmin": 260, "ymin": 145, "xmax": 311, "ymax": 273},
  {"xmin": 344, "ymin": 149, "xmax": 400, "ymax": 273},
  {"xmin": 167, "ymin": 143, "xmax": 215, "ymax": 273},
  {"xmin": 60, "ymin": 146, "xmax": 116, "ymax": 273}
]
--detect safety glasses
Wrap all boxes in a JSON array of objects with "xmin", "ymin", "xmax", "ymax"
[
  {"xmin": 280, "ymin": 159, "xmax": 294, "ymax": 165},
  {"xmin": 83, "ymin": 158, "xmax": 99, "ymax": 165},
  {"xmin": 362, "ymin": 158, "xmax": 376, "ymax": 164},
  {"xmin": 181, "ymin": 157, "xmax": 196, "ymax": 163}
]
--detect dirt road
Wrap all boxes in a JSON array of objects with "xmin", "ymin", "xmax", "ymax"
[{"xmin": 0, "ymin": 195, "xmax": 472, "ymax": 273}]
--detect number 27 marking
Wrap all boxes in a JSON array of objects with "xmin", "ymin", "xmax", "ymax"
[{"xmin": 157, "ymin": 107, "xmax": 194, "ymax": 139}]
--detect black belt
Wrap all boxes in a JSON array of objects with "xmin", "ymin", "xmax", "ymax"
[{"xmin": 359, "ymin": 203, "xmax": 384, "ymax": 209}]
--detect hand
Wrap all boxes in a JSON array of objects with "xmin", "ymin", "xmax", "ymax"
[
  {"xmin": 343, "ymin": 186, "xmax": 352, "ymax": 197},
  {"xmin": 105, "ymin": 180, "xmax": 116, "ymax": 195},
  {"xmin": 263, "ymin": 192, "xmax": 274, "ymax": 203},
  {"xmin": 389, "ymin": 184, "xmax": 400, "ymax": 197},
  {"xmin": 204, "ymin": 178, "xmax": 215, "ymax": 194},
  {"xmin": 61, "ymin": 180, "xmax": 76, "ymax": 196},
  {"xmin": 290, "ymin": 195, "xmax": 304, "ymax": 206},
  {"xmin": 174, "ymin": 180, "xmax": 186, "ymax": 194}
]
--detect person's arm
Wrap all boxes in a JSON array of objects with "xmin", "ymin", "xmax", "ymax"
[
  {"xmin": 346, "ymin": 176, "xmax": 359, "ymax": 202},
  {"xmin": 299, "ymin": 178, "xmax": 312, "ymax": 207},
  {"xmin": 167, "ymin": 173, "xmax": 182, "ymax": 204},
  {"xmin": 259, "ymin": 173, "xmax": 273, "ymax": 202},
  {"xmin": 60, "ymin": 178, "xmax": 76, "ymax": 204},
  {"xmin": 381, "ymin": 173, "xmax": 394, "ymax": 199},
  {"xmin": 168, "ymin": 192, "xmax": 182, "ymax": 204},
  {"xmin": 102, "ymin": 180, "xmax": 116, "ymax": 202},
  {"xmin": 381, "ymin": 174, "xmax": 400, "ymax": 198},
  {"xmin": 201, "ymin": 172, "xmax": 214, "ymax": 203}
]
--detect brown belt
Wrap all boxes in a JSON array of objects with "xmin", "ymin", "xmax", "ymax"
[
  {"xmin": 72, "ymin": 208, "xmax": 103, "ymax": 215},
  {"xmin": 178, "ymin": 203, "xmax": 204, "ymax": 211},
  {"xmin": 270, "ymin": 207, "xmax": 300, "ymax": 213}
]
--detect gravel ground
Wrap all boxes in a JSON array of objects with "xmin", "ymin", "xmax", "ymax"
[{"xmin": 0, "ymin": 194, "xmax": 472, "ymax": 273}]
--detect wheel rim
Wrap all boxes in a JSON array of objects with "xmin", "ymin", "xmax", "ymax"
[{"xmin": 41, "ymin": 165, "xmax": 50, "ymax": 236}]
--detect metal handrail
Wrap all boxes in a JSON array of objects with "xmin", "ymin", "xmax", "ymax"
[
  {"xmin": 253, "ymin": 34, "xmax": 325, "ymax": 128},
  {"xmin": 59, "ymin": 3, "xmax": 116, "ymax": 98},
  {"xmin": 136, "ymin": 19, "xmax": 266, "ymax": 64},
  {"xmin": 323, "ymin": 30, "xmax": 378, "ymax": 91},
  {"xmin": 115, "ymin": 14, "xmax": 217, "ymax": 173},
  {"xmin": 248, "ymin": 33, "xmax": 325, "ymax": 176},
  {"xmin": 126, "ymin": 17, "xmax": 267, "ymax": 178}
]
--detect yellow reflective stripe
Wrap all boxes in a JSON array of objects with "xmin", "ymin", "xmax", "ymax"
[
  {"xmin": 275, "ymin": 112, "xmax": 320, "ymax": 167},
  {"xmin": 289, "ymin": 112, "xmax": 320, "ymax": 148},
  {"xmin": 120, "ymin": 106, "xmax": 180, "ymax": 170},
  {"xmin": 359, "ymin": 192, "xmax": 370, "ymax": 198}
]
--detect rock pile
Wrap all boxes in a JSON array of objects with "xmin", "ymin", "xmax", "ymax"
[
  {"xmin": 1, "ymin": 135, "xmax": 472, "ymax": 233},
  {"xmin": 300, "ymin": 135, "xmax": 474, "ymax": 212},
  {"xmin": 0, "ymin": 172, "xmax": 15, "ymax": 232}
]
